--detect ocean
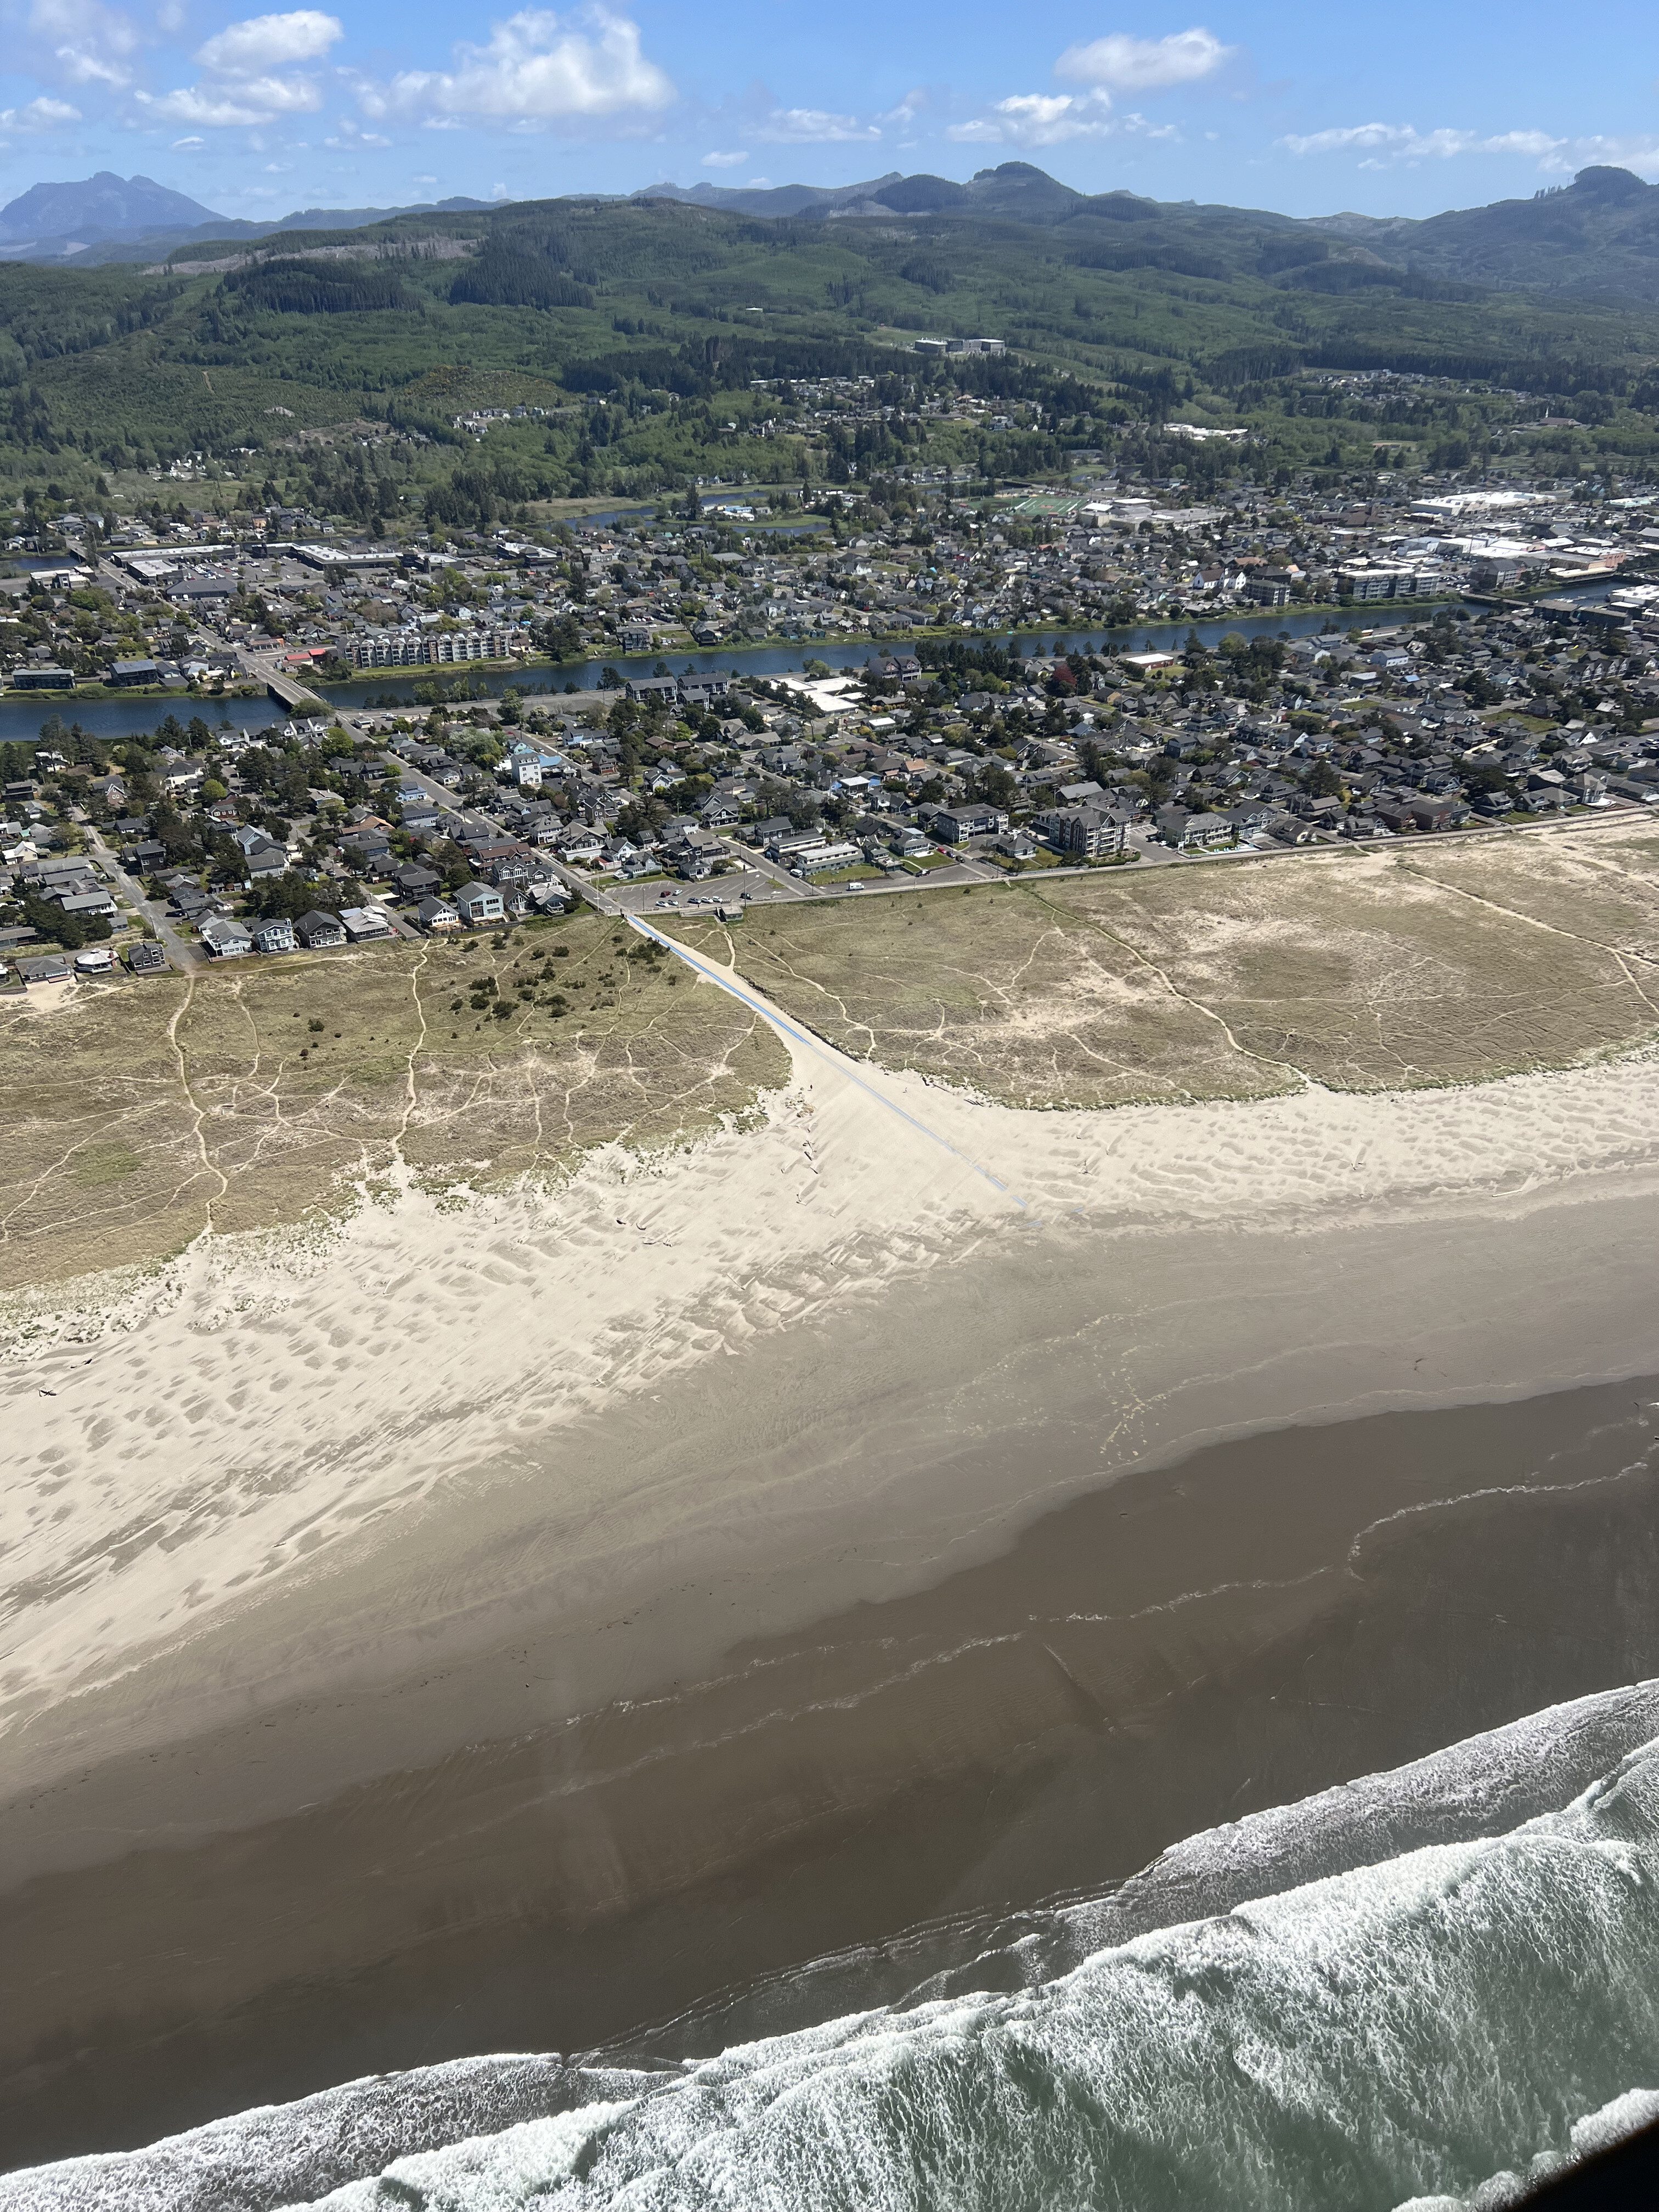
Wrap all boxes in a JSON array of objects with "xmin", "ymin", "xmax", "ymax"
[{"xmin": 8, "ymin": 1681, "xmax": 1658, "ymax": 2212}]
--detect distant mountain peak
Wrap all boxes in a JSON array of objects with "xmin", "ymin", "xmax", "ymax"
[{"xmin": 0, "ymin": 171, "xmax": 223, "ymax": 245}]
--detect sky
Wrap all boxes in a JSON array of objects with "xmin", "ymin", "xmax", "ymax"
[{"xmin": 2, "ymin": 0, "xmax": 1658, "ymax": 225}]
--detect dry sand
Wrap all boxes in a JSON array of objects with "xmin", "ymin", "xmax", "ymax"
[
  {"xmin": 6, "ymin": 937, "xmax": 1659, "ymax": 2157},
  {"xmin": 7, "ymin": 940, "xmax": 1659, "ymax": 1795}
]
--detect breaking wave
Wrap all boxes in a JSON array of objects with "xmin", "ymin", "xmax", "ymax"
[{"xmin": 9, "ymin": 1684, "xmax": 1659, "ymax": 2212}]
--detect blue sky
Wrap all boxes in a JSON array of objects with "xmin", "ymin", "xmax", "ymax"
[{"xmin": 2, "ymin": 0, "xmax": 1658, "ymax": 223}]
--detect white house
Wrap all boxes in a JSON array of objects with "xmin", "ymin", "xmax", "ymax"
[{"xmin": 455, "ymin": 881, "xmax": 505, "ymax": 925}]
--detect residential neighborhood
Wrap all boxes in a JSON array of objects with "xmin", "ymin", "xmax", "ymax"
[{"xmin": 4, "ymin": 572, "xmax": 1659, "ymax": 985}]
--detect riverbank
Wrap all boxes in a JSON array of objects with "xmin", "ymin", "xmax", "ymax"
[
  {"xmin": 4, "ymin": 944, "xmax": 1659, "ymax": 2163},
  {"xmin": 1, "ymin": 582, "xmax": 1613, "ymax": 739}
]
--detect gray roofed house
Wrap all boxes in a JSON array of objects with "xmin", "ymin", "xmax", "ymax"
[
  {"xmin": 200, "ymin": 916, "xmax": 253, "ymax": 958},
  {"xmin": 18, "ymin": 951, "xmax": 71, "ymax": 983},
  {"xmin": 295, "ymin": 909, "xmax": 346, "ymax": 949},
  {"xmin": 454, "ymin": 880, "xmax": 505, "ymax": 924},
  {"xmin": 416, "ymin": 894, "xmax": 461, "ymax": 932}
]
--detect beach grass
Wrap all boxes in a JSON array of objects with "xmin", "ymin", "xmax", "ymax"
[
  {"xmin": 666, "ymin": 828, "xmax": 1659, "ymax": 1107},
  {"xmin": 0, "ymin": 912, "xmax": 788, "ymax": 1292}
]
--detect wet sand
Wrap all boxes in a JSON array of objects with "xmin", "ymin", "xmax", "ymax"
[{"xmin": 4, "ymin": 1356, "xmax": 1658, "ymax": 2170}]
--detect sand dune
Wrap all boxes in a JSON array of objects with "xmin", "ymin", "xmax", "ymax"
[{"xmin": 5, "ymin": 944, "xmax": 1659, "ymax": 1807}]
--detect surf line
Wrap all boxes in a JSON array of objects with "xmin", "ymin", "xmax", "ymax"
[{"xmin": 626, "ymin": 914, "xmax": 1032, "ymax": 1215}]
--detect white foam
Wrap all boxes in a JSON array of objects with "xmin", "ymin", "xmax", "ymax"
[{"xmin": 9, "ymin": 1690, "xmax": 1659, "ymax": 2212}]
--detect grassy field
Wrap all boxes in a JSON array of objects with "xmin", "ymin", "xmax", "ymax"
[
  {"xmin": 0, "ymin": 911, "xmax": 787, "ymax": 1293},
  {"xmin": 7, "ymin": 828, "xmax": 1658, "ymax": 1293},
  {"xmin": 666, "ymin": 828, "xmax": 1659, "ymax": 1108}
]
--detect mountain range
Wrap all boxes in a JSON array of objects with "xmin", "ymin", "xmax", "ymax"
[
  {"xmin": 0, "ymin": 170, "xmax": 494, "ymax": 264},
  {"xmin": 8, "ymin": 160, "xmax": 1659, "ymax": 306},
  {"xmin": 634, "ymin": 159, "xmax": 1659, "ymax": 306}
]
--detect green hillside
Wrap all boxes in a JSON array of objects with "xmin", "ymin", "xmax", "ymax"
[{"xmin": 3, "ymin": 163, "xmax": 1659, "ymax": 531}]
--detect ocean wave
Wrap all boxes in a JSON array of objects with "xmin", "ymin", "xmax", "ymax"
[{"xmin": 10, "ymin": 1684, "xmax": 1659, "ymax": 2212}]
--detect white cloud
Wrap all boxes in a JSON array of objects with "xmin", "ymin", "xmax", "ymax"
[
  {"xmin": 171, "ymin": 131, "xmax": 206, "ymax": 148},
  {"xmin": 325, "ymin": 116, "xmax": 389, "ymax": 147},
  {"xmin": 29, "ymin": 0, "xmax": 139, "ymax": 88},
  {"xmin": 0, "ymin": 93, "xmax": 81, "ymax": 131},
  {"xmin": 138, "ymin": 72, "xmax": 324, "ymax": 122},
  {"xmin": 701, "ymin": 148, "xmax": 748, "ymax": 167},
  {"xmin": 358, "ymin": 7, "xmax": 673, "ymax": 126},
  {"xmin": 755, "ymin": 106, "xmax": 878, "ymax": 142},
  {"xmin": 195, "ymin": 9, "xmax": 342, "ymax": 73},
  {"xmin": 949, "ymin": 90, "xmax": 1175, "ymax": 148},
  {"xmin": 411, "ymin": 171, "xmax": 437, "ymax": 182},
  {"xmin": 1282, "ymin": 121, "xmax": 1659, "ymax": 178},
  {"xmin": 953, "ymin": 27, "xmax": 1229, "ymax": 153},
  {"xmin": 135, "ymin": 7, "xmax": 344, "ymax": 125},
  {"xmin": 1283, "ymin": 122, "xmax": 1474, "ymax": 160},
  {"xmin": 1057, "ymin": 26, "xmax": 1235, "ymax": 93}
]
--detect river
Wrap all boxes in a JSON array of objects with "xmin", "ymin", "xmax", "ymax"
[{"xmin": 0, "ymin": 589, "xmax": 1614, "ymax": 745}]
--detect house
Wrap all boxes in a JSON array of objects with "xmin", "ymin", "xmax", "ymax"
[
  {"xmin": 340, "ymin": 905, "xmax": 396, "ymax": 941},
  {"xmin": 200, "ymin": 916, "xmax": 253, "ymax": 958},
  {"xmin": 295, "ymin": 909, "xmax": 346, "ymax": 949},
  {"xmin": 392, "ymin": 863, "xmax": 441, "ymax": 899},
  {"xmin": 1036, "ymin": 805, "xmax": 1128, "ymax": 859},
  {"xmin": 557, "ymin": 825, "xmax": 603, "ymax": 864},
  {"xmin": 244, "ymin": 843, "xmax": 288, "ymax": 881},
  {"xmin": 416, "ymin": 894, "xmax": 461, "ymax": 932},
  {"xmin": 788, "ymin": 839, "xmax": 862, "ymax": 874},
  {"xmin": 1156, "ymin": 805, "xmax": 1233, "ymax": 850},
  {"xmin": 250, "ymin": 916, "xmax": 297, "ymax": 953},
  {"xmin": 624, "ymin": 675, "xmax": 680, "ymax": 706},
  {"xmin": 106, "ymin": 659, "xmax": 163, "ymax": 685},
  {"xmin": 125, "ymin": 939, "xmax": 168, "ymax": 973},
  {"xmin": 73, "ymin": 944, "xmax": 116, "ymax": 974},
  {"xmin": 932, "ymin": 803, "xmax": 1008, "ymax": 843},
  {"xmin": 454, "ymin": 880, "xmax": 505, "ymax": 925},
  {"xmin": 57, "ymin": 888, "xmax": 118, "ymax": 921},
  {"xmin": 17, "ymin": 951, "xmax": 72, "ymax": 983},
  {"xmin": 667, "ymin": 832, "xmax": 724, "ymax": 881},
  {"xmin": 9, "ymin": 666, "xmax": 74, "ymax": 691}
]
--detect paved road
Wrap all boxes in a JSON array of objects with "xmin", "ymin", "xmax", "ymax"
[{"xmin": 83, "ymin": 826, "xmax": 200, "ymax": 969}]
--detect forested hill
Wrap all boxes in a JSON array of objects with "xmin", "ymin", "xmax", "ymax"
[
  {"xmin": 2, "ymin": 163, "xmax": 1659, "ymax": 522},
  {"xmin": 632, "ymin": 160, "xmax": 1659, "ymax": 308}
]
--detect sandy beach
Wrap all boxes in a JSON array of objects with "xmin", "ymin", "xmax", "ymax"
[{"xmin": 5, "ymin": 945, "xmax": 1659, "ymax": 2161}]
